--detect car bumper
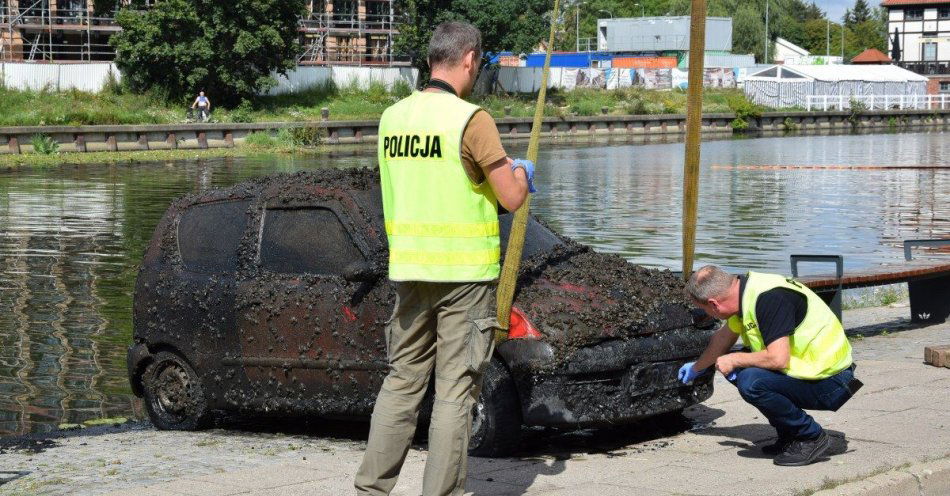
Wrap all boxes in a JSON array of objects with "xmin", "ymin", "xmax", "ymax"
[{"xmin": 519, "ymin": 359, "xmax": 715, "ymax": 427}]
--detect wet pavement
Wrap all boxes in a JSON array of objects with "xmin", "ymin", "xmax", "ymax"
[{"xmin": 2, "ymin": 303, "xmax": 948, "ymax": 496}]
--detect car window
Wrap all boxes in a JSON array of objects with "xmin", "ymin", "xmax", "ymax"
[
  {"xmin": 260, "ymin": 207, "xmax": 364, "ymax": 275},
  {"xmin": 178, "ymin": 200, "xmax": 251, "ymax": 273}
]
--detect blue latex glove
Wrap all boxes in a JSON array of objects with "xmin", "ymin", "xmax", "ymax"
[
  {"xmin": 511, "ymin": 158, "xmax": 537, "ymax": 193},
  {"xmin": 677, "ymin": 361, "xmax": 705, "ymax": 384}
]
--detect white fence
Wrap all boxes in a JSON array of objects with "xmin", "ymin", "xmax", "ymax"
[
  {"xmin": 806, "ymin": 94, "xmax": 950, "ymax": 111},
  {"xmin": 267, "ymin": 66, "xmax": 418, "ymax": 95},
  {"xmin": 1, "ymin": 62, "xmax": 418, "ymax": 94},
  {"xmin": 0, "ymin": 63, "xmax": 121, "ymax": 92}
]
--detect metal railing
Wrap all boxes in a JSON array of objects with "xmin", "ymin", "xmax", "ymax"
[
  {"xmin": 606, "ymin": 34, "xmax": 689, "ymax": 52},
  {"xmin": 298, "ymin": 13, "xmax": 395, "ymax": 32},
  {"xmin": 899, "ymin": 61, "xmax": 950, "ymax": 76},
  {"xmin": 805, "ymin": 94, "xmax": 950, "ymax": 111}
]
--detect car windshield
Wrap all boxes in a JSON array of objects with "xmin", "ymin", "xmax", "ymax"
[{"xmin": 499, "ymin": 213, "xmax": 565, "ymax": 260}]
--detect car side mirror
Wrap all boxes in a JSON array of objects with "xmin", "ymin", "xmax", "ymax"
[{"xmin": 343, "ymin": 260, "xmax": 378, "ymax": 282}]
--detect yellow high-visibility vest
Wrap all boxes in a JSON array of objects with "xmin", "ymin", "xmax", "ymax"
[
  {"xmin": 378, "ymin": 91, "xmax": 500, "ymax": 282},
  {"xmin": 727, "ymin": 272, "xmax": 852, "ymax": 380}
]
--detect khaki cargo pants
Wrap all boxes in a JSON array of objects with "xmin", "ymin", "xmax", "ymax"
[{"xmin": 355, "ymin": 281, "xmax": 497, "ymax": 496}]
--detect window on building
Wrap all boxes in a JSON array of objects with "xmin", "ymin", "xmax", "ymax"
[
  {"xmin": 940, "ymin": 8, "xmax": 950, "ymax": 19},
  {"xmin": 260, "ymin": 207, "xmax": 364, "ymax": 276},
  {"xmin": 923, "ymin": 31, "xmax": 938, "ymax": 38},
  {"xmin": 923, "ymin": 42, "xmax": 938, "ymax": 61},
  {"xmin": 178, "ymin": 200, "xmax": 251, "ymax": 273},
  {"xmin": 906, "ymin": 9, "xmax": 924, "ymax": 20},
  {"xmin": 940, "ymin": 81, "xmax": 950, "ymax": 93}
]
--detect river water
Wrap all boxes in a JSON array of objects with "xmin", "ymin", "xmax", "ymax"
[{"xmin": 1, "ymin": 131, "xmax": 948, "ymax": 435}]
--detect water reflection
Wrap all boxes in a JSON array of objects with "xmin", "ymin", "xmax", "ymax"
[{"xmin": 0, "ymin": 132, "xmax": 947, "ymax": 435}]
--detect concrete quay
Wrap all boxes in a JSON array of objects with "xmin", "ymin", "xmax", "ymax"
[
  {"xmin": 1, "ymin": 303, "xmax": 948, "ymax": 496},
  {"xmin": 1, "ymin": 109, "xmax": 948, "ymax": 154}
]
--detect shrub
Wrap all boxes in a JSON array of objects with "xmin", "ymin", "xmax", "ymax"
[
  {"xmin": 728, "ymin": 94, "xmax": 763, "ymax": 131},
  {"xmin": 31, "ymin": 134, "xmax": 59, "ymax": 155},
  {"xmin": 229, "ymin": 99, "xmax": 255, "ymax": 123}
]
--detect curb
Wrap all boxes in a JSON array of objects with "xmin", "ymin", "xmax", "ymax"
[{"xmin": 812, "ymin": 457, "xmax": 950, "ymax": 496}]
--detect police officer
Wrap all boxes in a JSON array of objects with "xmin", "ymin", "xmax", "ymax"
[
  {"xmin": 355, "ymin": 21, "xmax": 532, "ymax": 495},
  {"xmin": 680, "ymin": 265, "xmax": 860, "ymax": 466}
]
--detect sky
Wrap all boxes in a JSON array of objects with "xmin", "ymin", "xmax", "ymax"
[{"xmin": 820, "ymin": 0, "xmax": 855, "ymax": 24}]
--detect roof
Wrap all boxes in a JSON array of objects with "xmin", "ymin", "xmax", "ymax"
[
  {"xmin": 882, "ymin": 0, "xmax": 950, "ymax": 5},
  {"xmin": 851, "ymin": 48, "xmax": 893, "ymax": 64},
  {"xmin": 746, "ymin": 64, "xmax": 929, "ymax": 82},
  {"xmin": 775, "ymin": 37, "xmax": 810, "ymax": 57}
]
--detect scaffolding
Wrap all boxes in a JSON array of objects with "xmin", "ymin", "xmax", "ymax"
[
  {"xmin": 298, "ymin": 0, "xmax": 405, "ymax": 66},
  {"xmin": 1, "ymin": 0, "xmax": 406, "ymax": 65},
  {"xmin": 1, "ymin": 0, "xmax": 121, "ymax": 62}
]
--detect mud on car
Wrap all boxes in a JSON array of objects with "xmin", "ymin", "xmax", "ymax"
[{"xmin": 128, "ymin": 169, "xmax": 716, "ymax": 456}]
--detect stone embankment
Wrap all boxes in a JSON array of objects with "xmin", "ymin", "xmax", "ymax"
[{"xmin": 1, "ymin": 109, "xmax": 948, "ymax": 154}]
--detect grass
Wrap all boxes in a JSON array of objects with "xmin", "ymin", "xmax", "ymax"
[
  {"xmin": 842, "ymin": 285, "xmax": 909, "ymax": 310},
  {"xmin": 0, "ymin": 82, "xmax": 762, "ymax": 127}
]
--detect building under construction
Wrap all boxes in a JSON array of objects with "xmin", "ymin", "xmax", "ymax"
[{"xmin": 0, "ymin": 0, "xmax": 404, "ymax": 65}]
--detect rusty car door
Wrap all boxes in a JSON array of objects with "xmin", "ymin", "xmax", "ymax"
[{"xmin": 233, "ymin": 197, "xmax": 390, "ymax": 416}]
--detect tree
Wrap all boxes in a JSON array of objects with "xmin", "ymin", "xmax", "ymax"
[
  {"xmin": 732, "ymin": 4, "xmax": 766, "ymax": 62},
  {"xmin": 850, "ymin": 0, "xmax": 871, "ymax": 25},
  {"xmin": 394, "ymin": 0, "xmax": 550, "ymax": 77},
  {"xmin": 111, "ymin": 0, "xmax": 304, "ymax": 106}
]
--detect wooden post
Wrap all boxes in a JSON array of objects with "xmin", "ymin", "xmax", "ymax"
[
  {"xmin": 137, "ymin": 133, "xmax": 149, "ymax": 150},
  {"xmin": 74, "ymin": 134, "xmax": 87, "ymax": 153},
  {"xmin": 495, "ymin": 0, "xmax": 560, "ymax": 336},
  {"xmin": 106, "ymin": 135, "xmax": 118, "ymax": 151},
  {"xmin": 197, "ymin": 131, "xmax": 208, "ymax": 149},
  {"xmin": 682, "ymin": 0, "xmax": 707, "ymax": 280},
  {"xmin": 8, "ymin": 136, "xmax": 21, "ymax": 154},
  {"xmin": 167, "ymin": 133, "xmax": 178, "ymax": 149},
  {"xmin": 224, "ymin": 131, "xmax": 234, "ymax": 148}
]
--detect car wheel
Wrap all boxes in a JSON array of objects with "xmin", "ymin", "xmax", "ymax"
[
  {"xmin": 469, "ymin": 358, "xmax": 522, "ymax": 457},
  {"xmin": 142, "ymin": 351, "xmax": 210, "ymax": 430}
]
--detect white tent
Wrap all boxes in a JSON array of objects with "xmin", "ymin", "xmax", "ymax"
[{"xmin": 743, "ymin": 64, "xmax": 929, "ymax": 109}]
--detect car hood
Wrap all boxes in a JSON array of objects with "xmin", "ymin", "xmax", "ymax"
[{"xmin": 512, "ymin": 244, "xmax": 698, "ymax": 353}]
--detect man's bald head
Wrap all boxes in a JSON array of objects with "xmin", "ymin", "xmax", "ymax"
[{"xmin": 686, "ymin": 265, "xmax": 736, "ymax": 304}]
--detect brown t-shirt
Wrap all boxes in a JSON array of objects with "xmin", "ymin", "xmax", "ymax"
[{"xmin": 461, "ymin": 109, "xmax": 507, "ymax": 184}]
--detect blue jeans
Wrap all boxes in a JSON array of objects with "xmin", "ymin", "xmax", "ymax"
[{"xmin": 730, "ymin": 366, "xmax": 854, "ymax": 440}]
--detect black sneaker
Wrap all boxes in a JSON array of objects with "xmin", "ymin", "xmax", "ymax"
[
  {"xmin": 774, "ymin": 431, "xmax": 831, "ymax": 466},
  {"xmin": 761, "ymin": 435, "xmax": 794, "ymax": 456}
]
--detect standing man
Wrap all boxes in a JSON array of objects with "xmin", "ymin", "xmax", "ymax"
[
  {"xmin": 355, "ymin": 21, "xmax": 533, "ymax": 496},
  {"xmin": 679, "ymin": 265, "xmax": 861, "ymax": 466}
]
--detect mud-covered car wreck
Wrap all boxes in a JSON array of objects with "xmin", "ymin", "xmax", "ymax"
[{"xmin": 128, "ymin": 168, "xmax": 717, "ymax": 456}]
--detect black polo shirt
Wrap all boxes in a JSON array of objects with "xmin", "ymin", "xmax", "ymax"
[{"xmin": 738, "ymin": 275, "xmax": 807, "ymax": 346}]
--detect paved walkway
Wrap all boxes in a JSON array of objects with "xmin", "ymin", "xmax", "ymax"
[{"xmin": 2, "ymin": 305, "xmax": 948, "ymax": 496}]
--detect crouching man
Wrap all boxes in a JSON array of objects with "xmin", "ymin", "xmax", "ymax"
[{"xmin": 679, "ymin": 265, "xmax": 862, "ymax": 466}]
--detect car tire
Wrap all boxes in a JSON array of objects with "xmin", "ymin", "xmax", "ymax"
[
  {"xmin": 142, "ymin": 351, "xmax": 210, "ymax": 431},
  {"xmin": 469, "ymin": 358, "xmax": 522, "ymax": 458}
]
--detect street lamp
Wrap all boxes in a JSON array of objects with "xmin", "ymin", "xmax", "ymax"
[
  {"xmin": 598, "ymin": 9, "xmax": 613, "ymax": 18},
  {"xmin": 633, "ymin": 3, "xmax": 645, "ymax": 17},
  {"xmin": 575, "ymin": 1, "xmax": 584, "ymax": 52}
]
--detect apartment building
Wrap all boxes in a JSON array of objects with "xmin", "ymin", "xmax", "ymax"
[{"xmin": 883, "ymin": 0, "xmax": 950, "ymax": 92}]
